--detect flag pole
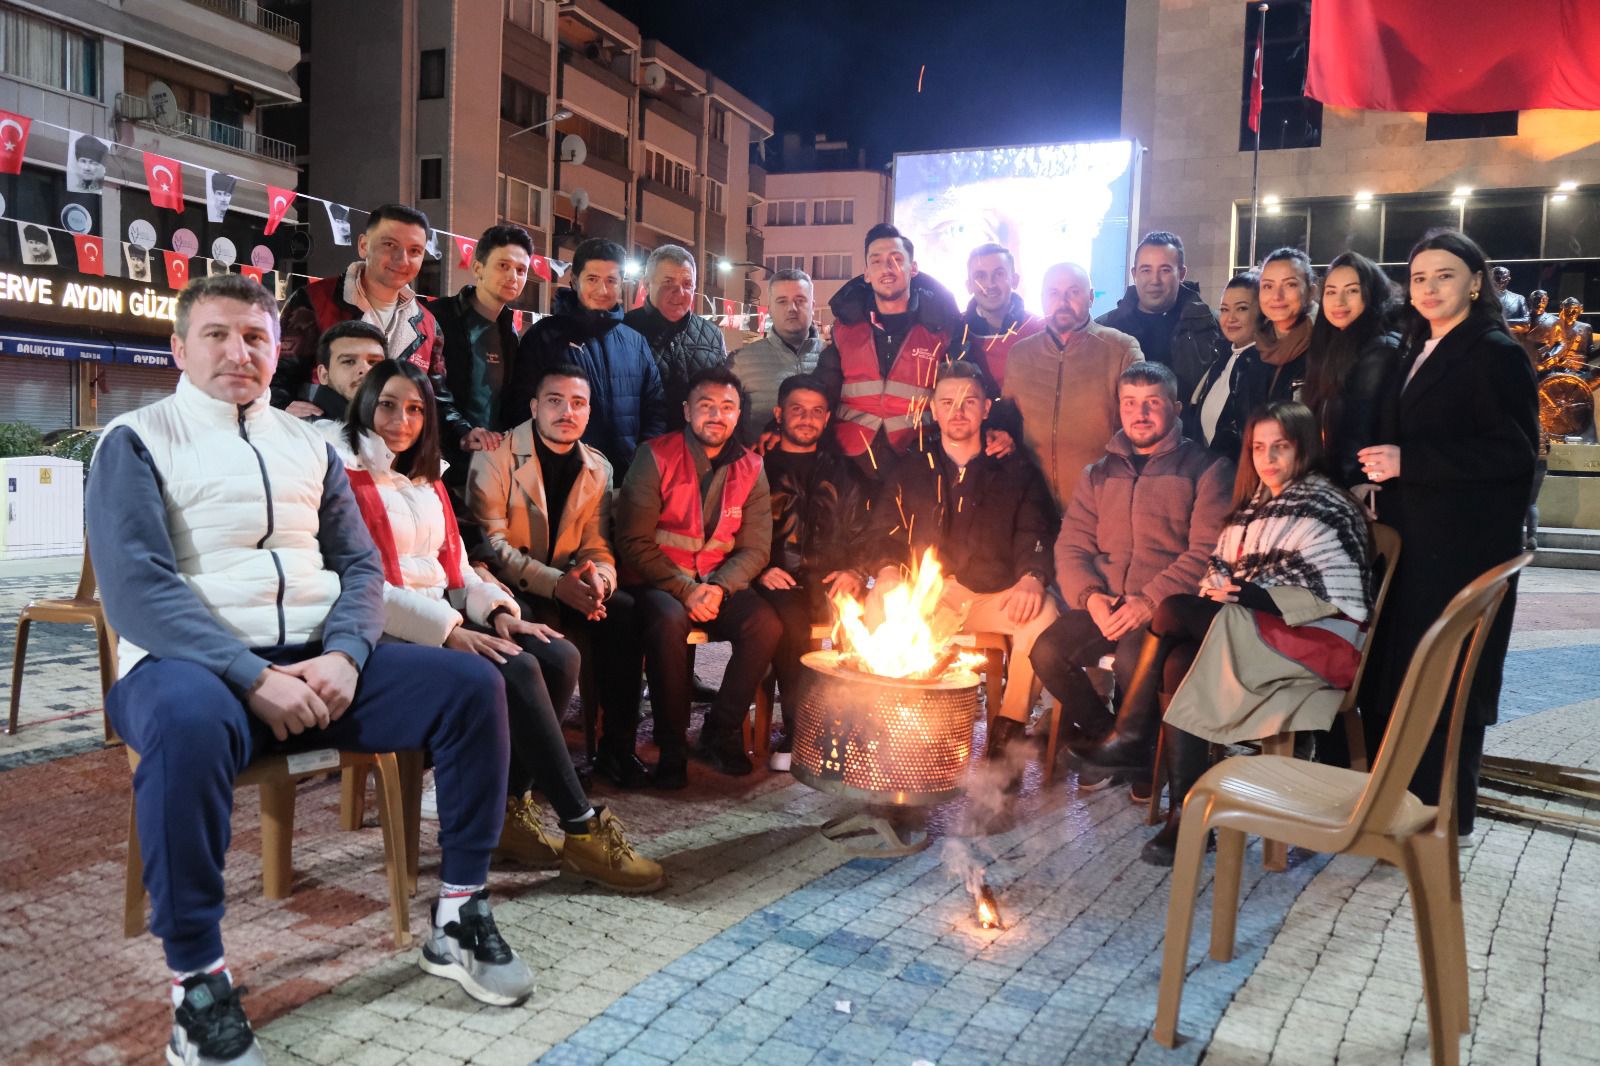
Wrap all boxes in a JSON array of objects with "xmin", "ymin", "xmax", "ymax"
[{"xmin": 1248, "ymin": 2, "xmax": 1269, "ymax": 268}]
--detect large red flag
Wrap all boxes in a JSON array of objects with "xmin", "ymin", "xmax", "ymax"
[
  {"xmin": 73, "ymin": 234, "xmax": 104, "ymax": 276},
  {"xmin": 162, "ymin": 250, "xmax": 190, "ymax": 290},
  {"xmin": 1307, "ymin": 0, "xmax": 1600, "ymax": 112},
  {"xmin": 265, "ymin": 187, "xmax": 296, "ymax": 235},
  {"xmin": 144, "ymin": 153, "xmax": 185, "ymax": 210},
  {"xmin": 1247, "ymin": 35, "xmax": 1263, "ymax": 134},
  {"xmin": 0, "ymin": 109, "xmax": 31, "ymax": 174}
]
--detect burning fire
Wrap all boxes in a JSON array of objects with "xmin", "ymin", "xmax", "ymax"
[
  {"xmin": 832, "ymin": 548, "xmax": 981, "ymax": 680},
  {"xmin": 975, "ymin": 883, "xmax": 1003, "ymax": 930}
]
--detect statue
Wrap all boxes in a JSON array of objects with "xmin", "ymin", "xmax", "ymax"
[
  {"xmin": 1538, "ymin": 296, "xmax": 1594, "ymax": 372},
  {"xmin": 1493, "ymin": 266, "xmax": 1528, "ymax": 324},
  {"xmin": 1515, "ymin": 289, "xmax": 1559, "ymax": 368}
]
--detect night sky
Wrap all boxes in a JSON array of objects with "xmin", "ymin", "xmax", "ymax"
[{"xmin": 603, "ymin": 0, "xmax": 1129, "ymax": 166}]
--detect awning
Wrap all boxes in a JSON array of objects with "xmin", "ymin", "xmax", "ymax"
[{"xmin": 0, "ymin": 331, "xmax": 176, "ymax": 369}]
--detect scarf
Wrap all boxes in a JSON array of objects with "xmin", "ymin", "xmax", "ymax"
[
  {"xmin": 1255, "ymin": 314, "xmax": 1313, "ymax": 368},
  {"xmin": 1206, "ymin": 472, "xmax": 1370, "ymax": 621}
]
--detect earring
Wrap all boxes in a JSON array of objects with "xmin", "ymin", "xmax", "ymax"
[{"xmin": 1470, "ymin": 289, "xmax": 1480, "ymax": 301}]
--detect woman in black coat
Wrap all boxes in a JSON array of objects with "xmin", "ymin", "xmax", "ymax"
[{"xmin": 1356, "ymin": 230, "xmax": 1538, "ymax": 836}]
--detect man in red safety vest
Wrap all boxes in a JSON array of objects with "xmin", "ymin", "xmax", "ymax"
[{"xmin": 614, "ymin": 365, "xmax": 781, "ymax": 788}]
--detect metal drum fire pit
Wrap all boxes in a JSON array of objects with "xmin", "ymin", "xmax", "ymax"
[{"xmin": 792, "ymin": 650, "xmax": 981, "ymax": 855}]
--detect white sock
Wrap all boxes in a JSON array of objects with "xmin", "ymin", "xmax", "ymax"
[
  {"xmin": 435, "ymin": 883, "xmax": 485, "ymax": 928},
  {"xmin": 171, "ymin": 957, "xmax": 228, "ymax": 1007}
]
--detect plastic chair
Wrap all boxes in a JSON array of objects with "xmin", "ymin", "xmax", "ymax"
[
  {"xmin": 125, "ymin": 746, "xmax": 415, "ymax": 949},
  {"xmin": 8, "ymin": 544, "xmax": 118, "ymax": 742},
  {"xmin": 1153, "ymin": 551, "xmax": 1531, "ymax": 1064}
]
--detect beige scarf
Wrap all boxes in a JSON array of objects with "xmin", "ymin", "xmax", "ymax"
[{"xmin": 1255, "ymin": 314, "xmax": 1313, "ymax": 368}]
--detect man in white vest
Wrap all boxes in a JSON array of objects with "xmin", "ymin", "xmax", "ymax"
[{"xmin": 87, "ymin": 274, "xmax": 533, "ymax": 1066}]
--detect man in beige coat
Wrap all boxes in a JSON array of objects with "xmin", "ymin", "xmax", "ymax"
[
  {"xmin": 468, "ymin": 361, "xmax": 651, "ymax": 789},
  {"xmin": 1003, "ymin": 263, "xmax": 1142, "ymax": 512}
]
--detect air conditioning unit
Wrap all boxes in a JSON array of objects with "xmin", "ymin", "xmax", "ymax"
[{"xmin": 0, "ymin": 456, "xmax": 84, "ymax": 559}]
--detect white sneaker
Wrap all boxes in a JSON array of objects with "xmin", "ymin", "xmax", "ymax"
[
  {"xmin": 420, "ymin": 891, "xmax": 535, "ymax": 1006},
  {"xmin": 768, "ymin": 750, "xmax": 792, "ymax": 773},
  {"xmin": 420, "ymin": 773, "xmax": 437, "ymax": 822}
]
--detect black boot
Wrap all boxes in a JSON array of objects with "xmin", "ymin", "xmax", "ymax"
[
  {"xmin": 986, "ymin": 716, "xmax": 1029, "ymax": 796},
  {"xmin": 1079, "ymin": 631, "xmax": 1165, "ymax": 771},
  {"xmin": 1141, "ymin": 724, "xmax": 1212, "ymax": 867}
]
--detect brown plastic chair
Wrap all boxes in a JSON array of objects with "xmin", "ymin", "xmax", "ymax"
[
  {"xmin": 8, "ymin": 544, "xmax": 118, "ymax": 742},
  {"xmin": 1153, "ymin": 551, "xmax": 1531, "ymax": 1064},
  {"xmin": 125, "ymin": 746, "xmax": 415, "ymax": 948}
]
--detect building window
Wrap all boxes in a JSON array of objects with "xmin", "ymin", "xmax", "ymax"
[
  {"xmin": 500, "ymin": 75, "xmax": 546, "ymax": 128},
  {"xmin": 498, "ymin": 173, "xmax": 541, "ymax": 225},
  {"xmin": 706, "ymin": 179, "xmax": 725, "ymax": 216},
  {"xmin": 419, "ymin": 156, "xmax": 443, "ymax": 200},
  {"xmin": 644, "ymin": 148, "xmax": 692, "ymax": 195},
  {"xmin": 765, "ymin": 199, "xmax": 806, "ymax": 226},
  {"xmin": 504, "ymin": 0, "xmax": 539, "ymax": 33},
  {"xmin": 558, "ymin": 113, "xmax": 628, "ymax": 167},
  {"xmin": 765, "ymin": 254, "xmax": 808, "ymax": 274},
  {"xmin": 812, "ymin": 198, "xmax": 854, "ymax": 225},
  {"xmin": 419, "ymin": 49, "xmax": 446, "ymax": 100},
  {"xmin": 1238, "ymin": 2, "xmax": 1322, "ymax": 151},
  {"xmin": 1426, "ymin": 111, "xmax": 1519, "ymax": 141},
  {"xmin": 709, "ymin": 105, "xmax": 728, "ymax": 144},
  {"xmin": 811, "ymin": 254, "xmax": 852, "ymax": 280},
  {"xmin": 0, "ymin": 7, "xmax": 101, "ymax": 98}
]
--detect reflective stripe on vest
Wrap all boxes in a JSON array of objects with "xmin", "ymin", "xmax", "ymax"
[
  {"xmin": 649, "ymin": 433, "xmax": 762, "ymax": 579},
  {"xmin": 830, "ymin": 319, "xmax": 948, "ymax": 456}
]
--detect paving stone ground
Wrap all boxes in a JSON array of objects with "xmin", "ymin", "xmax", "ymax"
[{"xmin": 2, "ymin": 564, "xmax": 1597, "ymax": 1065}]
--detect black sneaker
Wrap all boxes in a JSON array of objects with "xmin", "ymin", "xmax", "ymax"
[
  {"xmin": 168, "ymin": 972, "xmax": 264, "ymax": 1066},
  {"xmin": 695, "ymin": 731, "xmax": 754, "ymax": 776},
  {"xmin": 420, "ymin": 891, "xmax": 536, "ymax": 1006},
  {"xmin": 595, "ymin": 743, "xmax": 652, "ymax": 790}
]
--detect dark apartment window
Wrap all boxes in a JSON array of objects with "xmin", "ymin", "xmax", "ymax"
[
  {"xmin": 1426, "ymin": 111, "xmax": 1519, "ymax": 141},
  {"xmin": 500, "ymin": 75, "xmax": 546, "ymax": 128},
  {"xmin": 419, "ymin": 49, "xmax": 446, "ymax": 99},
  {"xmin": 419, "ymin": 156, "xmax": 443, "ymax": 200},
  {"xmin": 1238, "ymin": 1, "xmax": 1322, "ymax": 151}
]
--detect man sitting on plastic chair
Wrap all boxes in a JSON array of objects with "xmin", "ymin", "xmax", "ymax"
[{"xmin": 88, "ymin": 275, "xmax": 533, "ymax": 1066}]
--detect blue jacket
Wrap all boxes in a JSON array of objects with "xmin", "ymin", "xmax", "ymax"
[{"xmin": 509, "ymin": 288, "xmax": 668, "ymax": 471}]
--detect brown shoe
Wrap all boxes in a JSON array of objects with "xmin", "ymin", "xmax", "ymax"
[
  {"xmin": 560, "ymin": 808, "xmax": 666, "ymax": 893},
  {"xmin": 492, "ymin": 795, "xmax": 563, "ymax": 869}
]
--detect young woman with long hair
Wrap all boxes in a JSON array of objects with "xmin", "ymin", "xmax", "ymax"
[
  {"xmin": 1184, "ymin": 270, "xmax": 1259, "ymax": 457},
  {"xmin": 1212, "ymin": 248, "xmax": 1318, "ymax": 457},
  {"xmin": 341, "ymin": 360, "xmax": 664, "ymax": 891},
  {"xmin": 1356, "ymin": 229, "xmax": 1538, "ymax": 838}
]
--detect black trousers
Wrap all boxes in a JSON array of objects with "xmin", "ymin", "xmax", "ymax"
[
  {"xmin": 523, "ymin": 588, "xmax": 644, "ymax": 753},
  {"xmin": 754, "ymin": 582, "xmax": 830, "ymax": 739},
  {"xmin": 1029, "ymin": 609, "xmax": 1150, "ymax": 733}
]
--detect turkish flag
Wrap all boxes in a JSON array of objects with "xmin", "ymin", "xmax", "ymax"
[
  {"xmin": 1247, "ymin": 36, "xmax": 1263, "ymax": 134},
  {"xmin": 757, "ymin": 305, "xmax": 769, "ymax": 332},
  {"xmin": 511, "ymin": 309, "xmax": 526, "ymax": 334},
  {"xmin": 73, "ymin": 234, "xmax": 104, "ymax": 276},
  {"xmin": 239, "ymin": 265, "xmax": 264, "ymax": 283},
  {"xmin": 162, "ymin": 250, "xmax": 190, "ymax": 290},
  {"xmin": 530, "ymin": 256, "xmax": 552, "ymax": 283},
  {"xmin": 144, "ymin": 152, "xmax": 185, "ymax": 210},
  {"xmin": 1307, "ymin": 0, "xmax": 1600, "ymax": 112},
  {"xmin": 0, "ymin": 109, "xmax": 31, "ymax": 174},
  {"xmin": 455, "ymin": 236, "xmax": 476, "ymax": 268},
  {"xmin": 265, "ymin": 186, "xmax": 296, "ymax": 235}
]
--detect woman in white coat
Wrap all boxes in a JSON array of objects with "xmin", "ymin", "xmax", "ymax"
[{"xmin": 342, "ymin": 361, "xmax": 663, "ymax": 892}]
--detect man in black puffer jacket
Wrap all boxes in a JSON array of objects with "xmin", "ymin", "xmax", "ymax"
[
  {"xmin": 626, "ymin": 244, "xmax": 728, "ymax": 429},
  {"xmin": 510, "ymin": 239, "xmax": 667, "ymax": 471},
  {"xmin": 1096, "ymin": 231, "xmax": 1225, "ymax": 401}
]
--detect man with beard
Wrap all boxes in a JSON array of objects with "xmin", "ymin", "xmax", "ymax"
[
  {"xmin": 1095, "ymin": 231, "xmax": 1223, "ymax": 399},
  {"xmin": 625, "ymin": 244, "xmax": 728, "ymax": 427},
  {"xmin": 729, "ymin": 268, "xmax": 824, "ymax": 448},
  {"xmin": 614, "ymin": 366, "xmax": 780, "ymax": 786},
  {"xmin": 754, "ymin": 374, "xmax": 868, "ymax": 770},
  {"xmin": 509, "ymin": 238, "xmax": 666, "ymax": 471},
  {"xmin": 959, "ymin": 243, "xmax": 1044, "ymax": 392},
  {"xmin": 302, "ymin": 320, "xmax": 386, "ymax": 427}
]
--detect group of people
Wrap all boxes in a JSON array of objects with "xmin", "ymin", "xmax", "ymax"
[{"xmin": 88, "ymin": 198, "xmax": 1536, "ymax": 1065}]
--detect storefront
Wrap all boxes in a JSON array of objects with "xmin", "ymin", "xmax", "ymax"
[{"xmin": 0, "ymin": 265, "xmax": 180, "ymax": 431}]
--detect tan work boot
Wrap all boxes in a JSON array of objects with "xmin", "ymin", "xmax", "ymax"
[
  {"xmin": 560, "ymin": 808, "xmax": 666, "ymax": 893},
  {"xmin": 492, "ymin": 794, "xmax": 563, "ymax": 869}
]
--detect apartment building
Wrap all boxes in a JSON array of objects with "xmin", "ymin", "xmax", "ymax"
[
  {"xmin": 761, "ymin": 153, "xmax": 890, "ymax": 317},
  {"xmin": 0, "ymin": 0, "xmax": 303, "ymax": 430},
  {"xmin": 297, "ymin": 0, "xmax": 772, "ymax": 313}
]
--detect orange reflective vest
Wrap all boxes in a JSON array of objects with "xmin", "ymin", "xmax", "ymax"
[
  {"xmin": 649, "ymin": 432, "xmax": 763, "ymax": 579},
  {"xmin": 969, "ymin": 314, "xmax": 1045, "ymax": 389},
  {"xmin": 831, "ymin": 318, "xmax": 949, "ymax": 458}
]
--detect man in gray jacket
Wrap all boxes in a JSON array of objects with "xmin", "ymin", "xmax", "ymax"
[
  {"xmin": 1030, "ymin": 361, "xmax": 1232, "ymax": 783},
  {"xmin": 729, "ymin": 267, "xmax": 825, "ymax": 448}
]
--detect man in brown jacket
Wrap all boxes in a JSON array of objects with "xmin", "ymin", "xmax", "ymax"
[
  {"xmin": 1003, "ymin": 262, "xmax": 1142, "ymax": 512},
  {"xmin": 467, "ymin": 362, "xmax": 651, "ymax": 788}
]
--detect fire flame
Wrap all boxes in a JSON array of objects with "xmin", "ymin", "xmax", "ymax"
[
  {"xmin": 832, "ymin": 548, "xmax": 978, "ymax": 679},
  {"xmin": 975, "ymin": 882, "xmax": 1003, "ymax": 930}
]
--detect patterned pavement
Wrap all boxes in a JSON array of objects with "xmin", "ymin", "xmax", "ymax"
[{"xmin": 1, "ymin": 565, "xmax": 1597, "ymax": 1065}]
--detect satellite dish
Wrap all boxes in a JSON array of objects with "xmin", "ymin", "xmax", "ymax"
[
  {"xmin": 560, "ymin": 134, "xmax": 587, "ymax": 167},
  {"xmin": 570, "ymin": 188, "xmax": 590, "ymax": 215},
  {"xmin": 642, "ymin": 64, "xmax": 668, "ymax": 92},
  {"xmin": 146, "ymin": 81, "xmax": 183, "ymax": 129}
]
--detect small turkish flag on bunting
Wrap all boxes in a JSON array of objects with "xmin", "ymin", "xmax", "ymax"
[
  {"xmin": 162, "ymin": 250, "xmax": 190, "ymax": 290},
  {"xmin": 455, "ymin": 236, "xmax": 476, "ymax": 268},
  {"xmin": 632, "ymin": 282, "xmax": 647, "ymax": 309},
  {"xmin": 757, "ymin": 305, "xmax": 769, "ymax": 332},
  {"xmin": 0, "ymin": 109, "xmax": 32, "ymax": 174},
  {"xmin": 144, "ymin": 152, "xmax": 185, "ymax": 210},
  {"xmin": 530, "ymin": 257, "xmax": 552, "ymax": 283},
  {"xmin": 239, "ymin": 265, "xmax": 263, "ymax": 283},
  {"xmin": 511, "ymin": 309, "xmax": 526, "ymax": 334},
  {"xmin": 264, "ymin": 187, "xmax": 296, "ymax": 235},
  {"xmin": 73, "ymin": 234, "xmax": 104, "ymax": 276}
]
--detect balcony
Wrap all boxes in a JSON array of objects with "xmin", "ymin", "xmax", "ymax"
[
  {"xmin": 749, "ymin": 162, "xmax": 766, "ymax": 200},
  {"xmin": 181, "ymin": 0, "xmax": 301, "ymax": 43},
  {"xmin": 115, "ymin": 93, "xmax": 296, "ymax": 164}
]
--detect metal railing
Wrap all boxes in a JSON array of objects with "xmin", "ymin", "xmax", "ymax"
[
  {"xmin": 184, "ymin": 0, "xmax": 302, "ymax": 43},
  {"xmin": 115, "ymin": 94, "xmax": 297, "ymax": 164}
]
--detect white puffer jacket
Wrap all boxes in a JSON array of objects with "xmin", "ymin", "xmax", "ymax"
[
  {"xmin": 342, "ymin": 430, "xmax": 516, "ymax": 646},
  {"xmin": 101, "ymin": 376, "xmax": 343, "ymax": 676}
]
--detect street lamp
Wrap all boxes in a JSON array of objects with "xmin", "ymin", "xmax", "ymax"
[
  {"xmin": 508, "ymin": 108, "xmax": 573, "ymax": 140},
  {"xmin": 718, "ymin": 259, "xmax": 768, "ymax": 275}
]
